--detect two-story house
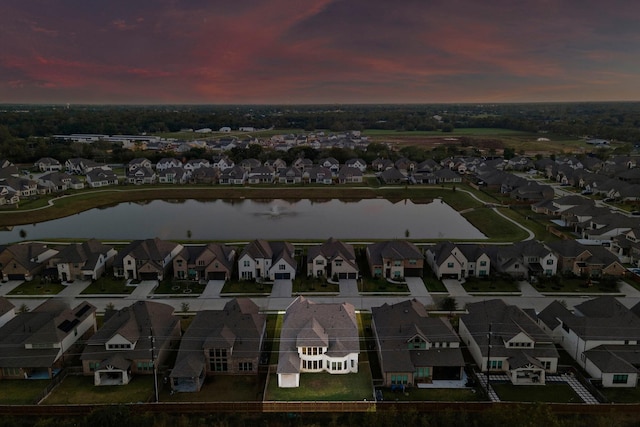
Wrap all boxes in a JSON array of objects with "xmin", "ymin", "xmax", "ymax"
[
  {"xmin": 237, "ymin": 240, "xmax": 296, "ymax": 281},
  {"xmin": 173, "ymin": 243, "xmax": 236, "ymax": 282},
  {"xmin": 366, "ymin": 240, "xmax": 423, "ymax": 279},
  {"xmin": 48, "ymin": 239, "xmax": 117, "ymax": 282},
  {"xmin": 113, "ymin": 238, "xmax": 183, "ymax": 281},
  {"xmin": 306, "ymin": 238, "xmax": 358, "ymax": 279}
]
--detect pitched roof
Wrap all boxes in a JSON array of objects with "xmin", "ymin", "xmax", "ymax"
[
  {"xmin": 367, "ymin": 240, "xmax": 422, "ymax": 265},
  {"xmin": 307, "ymin": 238, "xmax": 357, "ymax": 269}
]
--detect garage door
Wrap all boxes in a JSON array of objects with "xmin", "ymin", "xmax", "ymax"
[
  {"xmin": 338, "ymin": 273, "xmax": 347, "ymax": 279},
  {"xmin": 348, "ymin": 273, "xmax": 357, "ymax": 279},
  {"xmin": 274, "ymin": 273, "xmax": 291, "ymax": 280},
  {"xmin": 7, "ymin": 274, "xmax": 25, "ymax": 281},
  {"xmin": 139, "ymin": 272, "xmax": 158, "ymax": 280},
  {"xmin": 208, "ymin": 272, "xmax": 227, "ymax": 280}
]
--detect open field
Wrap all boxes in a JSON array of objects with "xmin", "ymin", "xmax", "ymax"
[{"xmin": 42, "ymin": 375, "xmax": 155, "ymax": 404}]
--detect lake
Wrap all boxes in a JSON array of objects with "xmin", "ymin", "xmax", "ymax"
[{"xmin": 2, "ymin": 198, "xmax": 486, "ymax": 243}]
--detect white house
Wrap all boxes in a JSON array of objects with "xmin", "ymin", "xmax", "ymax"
[{"xmin": 237, "ymin": 240, "xmax": 297, "ymax": 281}]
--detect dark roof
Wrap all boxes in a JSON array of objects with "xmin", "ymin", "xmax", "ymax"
[
  {"xmin": 372, "ymin": 299, "xmax": 463, "ymax": 373},
  {"xmin": 367, "ymin": 241, "xmax": 422, "ymax": 265},
  {"xmin": 171, "ymin": 298, "xmax": 265, "ymax": 379},
  {"xmin": 307, "ymin": 238, "xmax": 357, "ymax": 270}
]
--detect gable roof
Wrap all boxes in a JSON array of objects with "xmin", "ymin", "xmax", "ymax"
[{"xmin": 367, "ymin": 240, "xmax": 422, "ymax": 265}]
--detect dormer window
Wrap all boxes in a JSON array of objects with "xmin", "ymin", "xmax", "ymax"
[
  {"xmin": 409, "ymin": 336, "xmax": 426, "ymax": 350},
  {"xmin": 107, "ymin": 343, "xmax": 132, "ymax": 350}
]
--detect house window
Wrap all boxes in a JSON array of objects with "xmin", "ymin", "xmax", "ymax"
[
  {"xmin": 409, "ymin": 259, "xmax": 417, "ymax": 265},
  {"xmin": 394, "ymin": 261, "xmax": 402, "ymax": 267},
  {"xmin": 198, "ymin": 260, "xmax": 205, "ymax": 266},
  {"xmin": 541, "ymin": 361, "xmax": 552, "ymax": 370},
  {"xmin": 315, "ymin": 260, "xmax": 324, "ymax": 265},
  {"xmin": 415, "ymin": 367, "xmax": 430, "ymax": 379},
  {"xmin": 335, "ymin": 260, "xmax": 343, "ymax": 267},
  {"xmin": 243, "ymin": 260, "xmax": 250, "ymax": 267},
  {"xmin": 89, "ymin": 362, "xmax": 100, "ymax": 372},
  {"xmin": 489, "ymin": 360, "xmax": 503, "ymax": 370},
  {"xmin": 137, "ymin": 361, "xmax": 154, "ymax": 372},
  {"xmin": 176, "ymin": 260, "xmax": 183, "ymax": 267},
  {"xmin": 546, "ymin": 259, "xmax": 554, "ymax": 265},
  {"xmin": 479, "ymin": 270, "xmax": 487, "ymax": 276},
  {"xmin": 447, "ymin": 262, "xmax": 454, "ymax": 268},
  {"xmin": 480, "ymin": 261, "xmax": 487, "ymax": 266},
  {"xmin": 210, "ymin": 348, "xmax": 228, "ymax": 372},
  {"xmin": 394, "ymin": 271, "xmax": 401, "ymax": 278},
  {"xmin": 2, "ymin": 367, "xmax": 21, "ymax": 377},
  {"xmin": 391, "ymin": 374, "xmax": 408, "ymax": 385},
  {"xmin": 613, "ymin": 374, "xmax": 629, "ymax": 384},
  {"xmin": 279, "ymin": 264, "xmax": 286, "ymax": 270},
  {"xmin": 238, "ymin": 362, "xmax": 253, "ymax": 372}
]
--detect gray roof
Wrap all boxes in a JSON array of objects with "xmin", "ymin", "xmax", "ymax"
[
  {"xmin": 537, "ymin": 300, "xmax": 572, "ymax": 331},
  {"xmin": 240, "ymin": 240, "xmax": 295, "ymax": 269},
  {"xmin": 367, "ymin": 240, "xmax": 422, "ymax": 266},
  {"xmin": 113, "ymin": 238, "xmax": 180, "ymax": 269},
  {"xmin": 53, "ymin": 239, "xmax": 114, "ymax": 270},
  {"xmin": 461, "ymin": 299, "xmax": 558, "ymax": 359},
  {"xmin": 307, "ymin": 238, "xmax": 357, "ymax": 270},
  {"xmin": 584, "ymin": 345, "xmax": 640, "ymax": 374},
  {"xmin": 171, "ymin": 298, "xmax": 265, "ymax": 379},
  {"xmin": 0, "ymin": 297, "xmax": 14, "ymax": 317},
  {"xmin": 81, "ymin": 301, "xmax": 178, "ymax": 364},
  {"xmin": 372, "ymin": 299, "xmax": 463, "ymax": 374},
  {"xmin": 277, "ymin": 297, "xmax": 358, "ymax": 375},
  {"xmin": 0, "ymin": 300, "xmax": 96, "ymax": 368},
  {"xmin": 559, "ymin": 297, "xmax": 640, "ymax": 341}
]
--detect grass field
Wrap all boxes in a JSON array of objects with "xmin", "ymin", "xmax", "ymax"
[
  {"xmin": 0, "ymin": 380, "xmax": 50, "ymax": 404},
  {"xmin": 492, "ymin": 383, "xmax": 582, "ymax": 403},
  {"xmin": 43, "ymin": 375, "xmax": 155, "ymax": 404}
]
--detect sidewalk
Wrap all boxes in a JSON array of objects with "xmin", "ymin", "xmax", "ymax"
[
  {"xmin": 442, "ymin": 279, "xmax": 469, "ymax": 297},
  {"xmin": 199, "ymin": 280, "xmax": 224, "ymax": 299},
  {"xmin": 125, "ymin": 280, "xmax": 158, "ymax": 299},
  {"xmin": 57, "ymin": 280, "xmax": 90, "ymax": 297},
  {"xmin": 0, "ymin": 281, "xmax": 24, "ymax": 296}
]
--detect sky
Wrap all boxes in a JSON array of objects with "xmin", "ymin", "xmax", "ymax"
[{"xmin": 2, "ymin": 0, "xmax": 640, "ymax": 104}]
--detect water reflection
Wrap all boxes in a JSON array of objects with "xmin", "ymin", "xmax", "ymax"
[{"xmin": 0, "ymin": 198, "xmax": 486, "ymax": 243}]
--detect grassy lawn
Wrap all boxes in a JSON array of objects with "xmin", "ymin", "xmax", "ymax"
[
  {"xmin": 43, "ymin": 375, "xmax": 155, "ymax": 404},
  {"xmin": 601, "ymin": 386, "xmax": 640, "ymax": 403},
  {"xmin": 221, "ymin": 280, "xmax": 273, "ymax": 294},
  {"xmin": 265, "ymin": 364, "xmax": 373, "ymax": 401},
  {"xmin": 492, "ymin": 383, "xmax": 582, "ymax": 403},
  {"xmin": 80, "ymin": 276, "xmax": 133, "ymax": 294},
  {"xmin": 154, "ymin": 279, "xmax": 206, "ymax": 295},
  {"xmin": 534, "ymin": 276, "xmax": 620, "ymax": 294},
  {"xmin": 7, "ymin": 278, "xmax": 65, "ymax": 296},
  {"xmin": 423, "ymin": 272, "xmax": 447, "ymax": 292},
  {"xmin": 160, "ymin": 374, "xmax": 266, "ymax": 402},
  {"xmin": 379, "ymin": 387, "xmax": 482, "ymax": 402},
  {"xmin": 360, "ymin": 278, "xmax": 410, "ymax": 293},
  {"xmin": 463, "ymin": 277, "xmax": 520, "ymax": 293},
  {"xmin": 0, "ymin": 380, "xmax": 50, "ymax": 404},
  {"xmin": 292, "ymin": 276, "xmax": 340, "ymax": 293},
  {"xmin": 268, "ymin": 314, "xmax": 283, "ymax": 365},
  {"xmin": 463, "ymin": 208, "xmax": 529, "ymax": 242}
]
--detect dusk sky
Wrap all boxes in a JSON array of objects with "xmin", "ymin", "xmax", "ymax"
[{"xmin": 2, "ymin": 0, "xmax": 640, "ymax": 104}]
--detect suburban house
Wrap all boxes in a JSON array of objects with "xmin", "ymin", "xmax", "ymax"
[
  {"xmin": 425, "ymin": 242, "xmax": 491, "ymax": 280},
  {"xmin": 155, "ymin": 158, "xmax": 183, "ymax": 171},
  {"xmin": 345, "ymin": 158, "xmax": 367, "ymax": 172},
  {"xmin": 170, "ymin": 298, "xmax": 266, "ymax": 392},
  {"xmin": 0, "ymin": 243, "xmax": 59, "ymax": 281},
  {"xmin": 34, "ymin": 157, "xmax": 62, "ymax": 172},
  {"xmin": 337, "ymin": 166, "xmax": 363, "ymax": 184},
  {"xmin": 218, "ymin": 165, "xmax": 247, "ymax": 185},
  {"xmin": 173, "ymin": 243, "xmax": 236, "ymax": 282},
  {"xmin": 113, "ymin": 238, "xmax": 183, "ymax": 281},
  {"xmin": 459, "ymin": 299, "xmax": 559, "ymax": 385},
  {"xmin": 306, "ymin": 238, "xmax": 358, "ymax": 279},
  {"xmin": 0, "ymin": 300, "xmax": 96, "ymax": 380},
  {"xmin": 366, "ymin": 240, "xmax": 424, "ymax": 279},
  {"xmin": 37, "ymin": 172, "xmax": 84, "ymax": 193},
  {"xmin": 378, "ymin": 168, "xmax": 407, "ymax": 185},
  {"xmin": 0, "ymin": 297, "xmax": 15, "ymax": 329},
  {"xmin": 65, "ymin": 158, "xmax": 106, "ymax": 175},
  {"xmin": 237, "ymin": 239, "xmax": 296, "ymax": 281},
  {"xmin": 372, "ymin": 299, "xmax": 465, "ymax": 388},
  {"xmin": 47, "ymin": 239, "xmax": 117, "ymax": 282},
  {"xmin": 85, "ymin": 168, "xmax": 119, "ymax": 188},
  {"xmin": 546, "ymin": 240, "xmax": 627, "ymax": 277},
  {"xmin": 486, "ymin": 240, "xmax": 558, "ymax": 279},
  {"xmin": 247, "ymin": 165, "xmax": 276, "ymax": 184},
  {"xmin": 125, "ymin": 166, "xmax": 156, "ymax": 185},
  {"xmin": 304, "ymin": 166, "xmax": 333, "ymax": 184},
  {"xmin": 277, "ymin": 296, "xmax": 359, "ymax": 388},
  {"xmin": 157, "ymin": 167, "xmax": 189, "ymax": 184},
  {"xmin": 538, "ymin": 297, "xmax": 640, "ymax": 388},
  {"xmin": 278, "ymin": 167, "xmax": 303, "ymax": 184},
  {"xmin": 81, "ymin": 301, "xmax": 181, "ymax": 386},
  {"xmin": 127, "ymin": 158, "xmax": 153, "ymax": 172}
]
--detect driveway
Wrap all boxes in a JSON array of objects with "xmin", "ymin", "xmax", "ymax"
[
  {"xmin": 271, "ymin": 279, "xmax": 293, "ymax": 298},
  {"xmin": 126, "ymin": 280, "xmax": 158, "ymax": 299},
  {"xmin": 519, "ymin": 281, "xmax": 543, "ymax": 297},
  {"xmin": 0, "ymin": 280, "xmax": 25, "ymax": 296},
  {"xmin": 442, "ymin": 279, "xmax": 469, "ymax": 297},
  {"xmin": 405, "ymin": 277, "xmax": 434, "ymax": 306},
  {"xmin": 339, "ymin": 279, "xmax": 359, "ymax": 297},
  {"xmin": 57, "ymin": 280, "xmax": 90, "ymax": 297},
  {"xmin": 199, "ymin": 280, "xmax": 225, "ymax": 299}
]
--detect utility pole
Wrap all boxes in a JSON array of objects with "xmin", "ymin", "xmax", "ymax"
[
  {"xmin": 150, "ymin": 327, "xmax": 159, "ymax": 403},
  {"xmin": 486, "ymin": 322, "xmax": 492, "ymax": 388}
]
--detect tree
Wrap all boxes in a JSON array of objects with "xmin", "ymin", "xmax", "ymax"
[
  {"xmin": 186, "ymin": 229, "xmax": 192, "ymax": 240},
  {"xmin": 439, "ymin": 297, "xmax": 457, "ymax": 313},
  {"xmin": 181, "ymin": 302, "xmax": 190, "ymax": 313},
  {"xmin": 18, "ymin": 303, "xmax": 30, "ymax": 313},
  {"xmin": 19, "ymin": 229, "xmax": 27, "ymax": 240}
]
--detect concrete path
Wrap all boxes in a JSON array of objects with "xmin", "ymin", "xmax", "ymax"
[
  {"xmin": 199, "ymin": 280, "xmax": 225, "ymax": 299},
  {"xmin": 547, "ymin": 374, "xmax": 600, "ymax": 404},
  {"xmin": 405, "ymin": 277, "xmax": 434, "ymax": 306},
  {"xmin": 619, "ymin": 281, "xmax": 640, "ymax": 298},
  {"xmin": 442, "ymin": 279, "xmax": 469, "ymax": 297},
  {"xmin": 339, "ymin": 279, "xmax": 359, "ymax": 297},
  {"xmin": 270, "ymin": 279, "xmax": 293, "ymax": 298},
  {"xmin": 126, "ymin": 280, "xmax": 158, "ymax": 299},
  {"xmin": 519, "ymin": 281, "xmax": 543, "ymax": 297},
  {"xmin": 0, "ymin": 281, "xmax": 24, "ymax": 296},
  {"xmin": 57, "ymin": 280, "xmax": 90, "ymax": 297}
]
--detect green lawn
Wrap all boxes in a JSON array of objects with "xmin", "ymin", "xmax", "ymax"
[
  {"xmin": 43, "ymin": 375, "xmax": 155, "ymax": 404},
  {"xmin": 423, "ymin": 272, "xmax": 447, "ymax": 292},
  {"xmin": 161, "ymin": 374, "xmax": 265, "ymax": 402},
  {"xmin": 0, "ymin": 380, "xmax": 50, "ymax": 404},
  {"xmin": 379, "ymin": 387, "xmax": 482, "ymax": 402},
  {"xmin": 154, "ymin": 279, "xmax": 206, "ymax": 295},
  {"xmin": 601, "ymin": 386, "xmax": 640, "ymax": 403},
  {"xmin": 360, "ymin": 278, "xmax": 410, "ymax": 293},
  {"xmin": 292, "ymin": 276, "xmax": 340, "ymax": 293},
  {"xmin": 534, "ymin": 276, "xmax": 620, "ymax": 294},
  {"xmin": 492, "ymin": 383, "xmax": 582, "ymax": 403},
  {"xmin": 265, "ymin": 365, "xmax": 373, "ymax": 401},
  {"xmin": 7, "ymin": 278, "xmax": 65, "ymax": 296},
  {"xmin": 81, "ymin": 277, "xmax": 133, "ymax": 294},
  {"xmin": 221, "ymin": 280, "xmax": 273, "ymax": 294},
  {"xmin": 463, "ymin": 208, "xmax": 529, "ymax": 242},
  {"xmin": 463, "ymin": 277, "xmax": 520, "ymax": 293}
]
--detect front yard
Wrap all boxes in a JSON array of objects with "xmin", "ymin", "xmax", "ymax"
[
  {"xmin": 533, "ymin": 275, "xmax": 620, "ymax": 294},
  {"xmin": 80, "ymin": 276, "xmax": 133, "ymax": 294},
  {"xmin": 463, "ymin": 276, "xmax": 520, "ymax": 293},
  {"xmin": 7, "ymin": 277, "xmax": 65, "ymax": 295},
  {"xmin": 292, "ymin": 276, "xmax": 340, "ymax": 293},
  {"xmin": 153, "ymin": 279, "xmax": 207, "ymax": 295},
  {"xmin": 360, "ymin": 277, "xmax": 410, "ymax": 293},
  {"xmin": 265, "ymin": 364, "xmax": 373, "ymax": 401},
  {"xmin": 161, "ymin": 374, "xmax": 266, "ymax": 402},
  {"xmin": 221, "ymin": 280, "xmax": 273, "ymax": 294}
]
